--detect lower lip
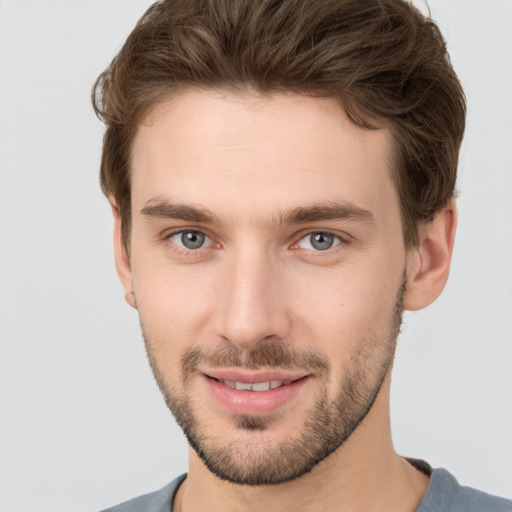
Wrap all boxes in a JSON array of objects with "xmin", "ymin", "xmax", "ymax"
[{"xmin": 203, "ymin": 375, "xmax": 311, "ymax": 416}]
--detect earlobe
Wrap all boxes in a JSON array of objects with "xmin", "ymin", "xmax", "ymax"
[
  {"xmin": 111, "ymin": 204, "xmax": 137, "ymax": 309},
  {"xmin": 404, "ymin": 201, "xmax": 457, "ymax": 311}
]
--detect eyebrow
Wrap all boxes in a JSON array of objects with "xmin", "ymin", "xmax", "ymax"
[
  {"xmin": 141, "ymin": 198, "xmax": 375, "ymax": 226},
  {"xmin": 278, "ymin": 201, "xmax": 375, "ymax": 225},
  {"xmin": 141, "ymin": 199, "xmax": 220, "ymax": 224}
]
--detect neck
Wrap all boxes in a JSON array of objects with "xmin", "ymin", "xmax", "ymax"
[{"xmin": 174, "ymin": 376, "xmax": 429, "ymax": 512}]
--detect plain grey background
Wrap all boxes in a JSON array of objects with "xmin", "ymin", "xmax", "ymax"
[{"xmin": 0, "ymin": 1, "xmax": 511, "ymax": 511}]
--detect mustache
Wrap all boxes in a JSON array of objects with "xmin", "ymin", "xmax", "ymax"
[{"xmin": 181, "ymin": 339, "xmax": 330, "ymax": 379}]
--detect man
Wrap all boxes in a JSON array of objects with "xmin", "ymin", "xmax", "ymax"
[{"xmin": 92, "ymin": 0, "xmax": 511, "ymax": 511}]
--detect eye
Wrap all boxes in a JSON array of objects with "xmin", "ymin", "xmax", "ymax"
[
  {"xmin": 297, "ymin": 232, "xmax": 342, "ymax": 251},
  {"xmin": 169, "ymin": 230, "xmax": 213, "ymax": 250}
]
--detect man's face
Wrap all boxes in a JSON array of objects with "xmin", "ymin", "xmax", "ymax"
[{"xmin": 125, "ymin": 90, "xmax": 408, "ymax": 484}]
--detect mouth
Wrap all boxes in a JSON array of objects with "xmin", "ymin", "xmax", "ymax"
[
  {"xmin": 215, "ymin": 378, "xmax": 296, "ymax": 391},
  {"xmin": 200, "ymin": 369, "xmax": 312, "ymax": 416}
]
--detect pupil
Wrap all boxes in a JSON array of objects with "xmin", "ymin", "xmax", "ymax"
[
  {"xmin": 182, "ymin": 231, "xmax": 205, "ymax": 249},
  {"xmin": 311, "ymin": 233, "xmax": 333, "ymax": 250}
]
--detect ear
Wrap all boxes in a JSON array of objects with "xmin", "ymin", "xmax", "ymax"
[
  {"xmin": 111, "ymin": 204, "xmax": 137, "ymax": 309},
  {"xmin": 404, "ymin": 201, "xmax": 457, "ymax": 311}
]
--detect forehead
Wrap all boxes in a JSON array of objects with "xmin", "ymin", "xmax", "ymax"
[{"xmin": 130, "ymin": 89, "xmax": 398, "ymax": 225}]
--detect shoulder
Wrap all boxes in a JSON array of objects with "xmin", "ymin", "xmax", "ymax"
[
  {"xmin": 417, "ymin": 468, "xmax": 512, "ymax": 512},
  {"xmin": 99, "ymin": 474, "xmax": 186, "ymax": 512}
]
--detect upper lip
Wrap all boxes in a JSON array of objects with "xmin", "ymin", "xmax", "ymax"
[{"xmin": 201, "ymin": 368, "xmax": 310, "ymax": 383}]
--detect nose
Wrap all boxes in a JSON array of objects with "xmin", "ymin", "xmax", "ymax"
[{"xmin": 214, "ymin": 248, "xmax": 291, "ymax": 350}]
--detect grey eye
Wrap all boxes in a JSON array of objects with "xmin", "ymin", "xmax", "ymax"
[
  {"xmin": 298, "ymin": 232, "xmax": 340, "ymax": 251},
  {"xmin": 170, "ymin": 230, "xmax": 209, "ymax": 250},
  {"xmin": 310, "ymin": 233, "xmax": 334, "ymax": 250},
  {"xmin": 181, "ymin": 231, "xmax": 205, "ymax": 249}
]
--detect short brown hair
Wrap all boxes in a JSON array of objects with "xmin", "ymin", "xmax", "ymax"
[{"xmin": 93, "ymin": 0, "xmax": 466, "ymax": 249}]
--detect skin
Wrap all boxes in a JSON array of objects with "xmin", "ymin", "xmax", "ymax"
[{"xmin": 113, "ymin": 90, "xmax": 456, "ymax": 512}]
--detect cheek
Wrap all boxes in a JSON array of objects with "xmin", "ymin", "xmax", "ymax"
[
  {"xmin": 132, "ymin": 261, "xmax": 217, "ymax": 352},
  {"xmin": 289, "ymin": 267, "xmax": 401, "ymax": 351}
]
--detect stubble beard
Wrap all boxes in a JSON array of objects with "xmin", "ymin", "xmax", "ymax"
[{"xmin": 142, "ymin": 272, "xmax": 407, "ymax": 486}]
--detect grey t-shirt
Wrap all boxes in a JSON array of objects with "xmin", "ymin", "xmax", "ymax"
[{"xmin": 100, "ymin": 468, "xmax": 512, "ymax": 512}]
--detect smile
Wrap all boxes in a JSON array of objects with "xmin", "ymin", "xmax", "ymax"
[
  {"xmin": 201, "ymin": 371, "xmax": 311, "ymax": 415},
  {"xmin": 217, "ymin": 379, "xmax": 293, "ymax": 391}
]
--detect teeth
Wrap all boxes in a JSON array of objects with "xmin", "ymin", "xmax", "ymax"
[
  {"xmin": 251, "ymin": 381, "xmax": 271, "ymax": 391},
  {"xmin": 235, "ymin": 381, "xmax": 252, "ymax": 391},
  {"xmin": 221, "ymin": 379, "xmax": 290, "ymax": 391}
]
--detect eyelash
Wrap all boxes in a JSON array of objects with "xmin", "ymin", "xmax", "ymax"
[
  {"xmin": 293, "ymin": 232, "xmax": 343, "ymax": 252},
  {"xmin": 164, "ymin": 229, "xmax": 217, "ymax": 258},
  {"xmin": 163, "ymin": 228, "xmax": 348, "ymax": 258}
]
